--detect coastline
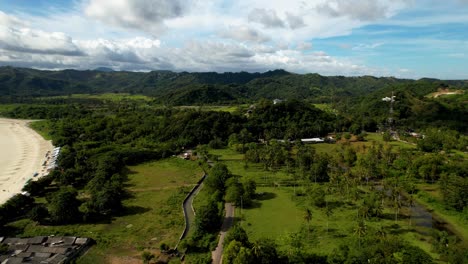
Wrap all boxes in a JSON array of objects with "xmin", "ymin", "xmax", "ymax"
[{"xmin": 0, "ymin": 118, "xmax": 54, "ymax": 205}]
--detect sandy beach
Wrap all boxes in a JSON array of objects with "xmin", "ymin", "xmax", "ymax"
[{"xmin": 0, "ymin": 118, "xmax": 54, "ymax": 205}]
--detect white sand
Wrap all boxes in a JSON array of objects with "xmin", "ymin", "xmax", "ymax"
[{"xmin": 0, "ymin": 118, "xmax": 54, "ymax": 205}]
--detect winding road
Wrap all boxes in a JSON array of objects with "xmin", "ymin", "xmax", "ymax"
[
  {"xmin": 176, "ymin": 159, "xmax": 236, "ymax": 263},
  {"xmin": 176, "ymin": 174, "xmax": 206, "ymax": 249},
  {"xmin": 212, "ymin": 203, "xmax": 235, "ymax": 264}
]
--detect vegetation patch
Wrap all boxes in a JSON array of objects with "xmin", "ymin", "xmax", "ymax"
[{"xmin": 6, "ymin": 158, "xmax": 203, "ymax": 263}]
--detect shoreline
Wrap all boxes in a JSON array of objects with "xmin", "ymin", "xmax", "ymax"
[{"xmin": 0, "ymin": 118, "xmax": 54, "ymax": 205}]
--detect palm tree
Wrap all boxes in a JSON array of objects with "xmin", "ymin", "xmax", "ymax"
[
  {"xmin": 376, "ymin": 225, "xmax": 387, "ymax": 241},
  {"xmin": 358, "ymin": 205, "xmax": 370, "ymax": 220},
  {"xmin": 325, "ymin": 201, "xmax": 333, "ymax": 235},
  {"xmin": 304, "ymin": 208, "xmax": 312, "ymax": 240},
  {"xmin": 354, "ymin": 220, "xmax": 367, "ymax": 249},
  {"xmin": 392, "ymin": 186, "xmax": 402, "ymax": 222},
  {"xmin": 407, "ymin": 194, "xmax": 415, "ymax": 227},
  {"xmin": 251, "ymin": 240, "xmax": 262, "ymax": 257}
]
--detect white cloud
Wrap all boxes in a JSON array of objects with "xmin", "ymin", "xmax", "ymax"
[
  {"xmin": 84, "ymin": 0, "xmax": 187, "ymax": 35},
  {"xmin": 296, "ymin": 42, "xmax": 313, "ymax": 50},
  {"xmin": 0, "ymin": 11, "xmax": 27, "ymax": 27},
  {"xmin": 0, "ymin": 12, "xmax": 82, "ymax": 56},
  {"xmin": 285, "ymin": 12, "xmax": 306, "ymax": 29},
  {"xmin": 316, "ymin": 0, "xmax": 410, "ymax": 21},
  {"xmin": 248, "ymin": 8, "xmax": 285, "ymax": 28},
  {"xmin": 219, "ymin": 26, "xmax": 270, "ymax": 43},
  {"xmin": 352, "ymin": 42, "xmax": 384, "ymax": 51}
]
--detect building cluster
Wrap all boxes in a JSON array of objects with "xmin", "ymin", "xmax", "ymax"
[
  {"xmin": 0, "ymin": 236, "xmax": 91, "ymax": 264},
  {"xmin": 37, "ymin": 147, "xmax": 61, "ymax": 178},
  {"xmin": 46, "ymin": 147, "xmax": 61, "ymax": 172}
]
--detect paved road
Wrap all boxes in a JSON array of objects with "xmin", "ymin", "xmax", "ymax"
[
  {"xmin": 176, "ymin": 175, "xmax": 206, "ymax": 249},
  {"xmin": 185, "ymin": 181, "xmax": 205, "ymax": 228},
  {"xmin": 212, "ymin": 203, "xmax": 235, "ymax": 264}
]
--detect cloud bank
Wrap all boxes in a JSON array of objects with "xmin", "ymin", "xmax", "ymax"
[{"xmin": 0, "ymin": 0, "xmax": 467, "ymax": 78}]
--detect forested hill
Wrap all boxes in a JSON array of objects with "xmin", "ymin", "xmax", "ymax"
[{"xmin": 1, "ymin": 66, "xmax": 467, "ymax": 104}]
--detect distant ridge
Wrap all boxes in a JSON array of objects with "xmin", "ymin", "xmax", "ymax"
[
  {"xmin": 93, "ymin": 67, "xmax": 115, "ymax": 72},
  {"xmin": 0, "ymin": 66, "xmax": 467, "ymax": 105}
]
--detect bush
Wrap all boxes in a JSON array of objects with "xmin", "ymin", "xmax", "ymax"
[
  {"xmin": 29, "ymin": 204, "xmax": 49, "ymax": 223},
  {"xmin": 383, "ymin": 131, "xmax": 391, "ymax": 142},
  {"xmin": 343, "ymin": 133, "xmax": 351, "ymax": 140},
  {"xmin": 0, "ymin": 243, "xmax": 9, "ymax": 255},
  {"xmin": 141, "ymin": 251, "xmax": 155, "ymax": 264},
  {"xmin": 335, "ymin": 133, "xmax": 342, "ymax": 140},
  {"xmin": 356, "ymin": 132, "xmax": 367, "ymax": 141},
  {"xmin": 208, "ymin": 138, "xmax": 225, "ymax": 149},
  {"xmin": 160, "ymin": 243, "xmax": 170, "ymax": 251}
]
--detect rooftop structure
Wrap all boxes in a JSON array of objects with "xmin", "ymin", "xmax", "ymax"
[
  {"xmin": 0, "ymin": 236, "xmax": 92, "ymax": 264},
  {"xmin": 301, "ymin": 138, "xmax": 325, "ymax": 143}
]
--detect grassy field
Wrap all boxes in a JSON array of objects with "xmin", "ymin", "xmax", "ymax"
[
  {"xmin": 0, "ymin": 104, "xmax": 22, "ymax": 116},
  {"xmin": 7, "ymin": 157, "xmax": 203, "ymax": 263},
  {"xmin": 312, "ymin": 103, "xmax": 335, "ymax": 113},
  {"xmin": 29, "ymin": 120, "xmax": 53, "ymax": 140},
  {"xmin": 240, "ymin": 187, "xmax": 303, "ymax": 241},
  {"xmin": 312, "ymin": 132, "xmax": 416, "ymax": 155},
  {"xmin": 237, "ymin": 185, "xmax": 442, "ymax": 260},
  {"xmin": 208, "ymin": 148, "xmax": 293, "ymax": 185},
  {"xmin": 177, "ymin": 105, "xmax": 247, "ymax": 113},
  {"xmin": 42, "ymin": 93, "xmax": 153, "ymax": 102}
]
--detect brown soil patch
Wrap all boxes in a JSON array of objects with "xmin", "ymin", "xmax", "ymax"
[{"xmin": 428, "ymin": 88, "xmax": 464, "ymax": 98}]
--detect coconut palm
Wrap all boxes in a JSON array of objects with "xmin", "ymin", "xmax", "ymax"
[
  {"xmin": 304, "ymin": 208, "xmax": 312, "ymax": 240},
  {"xmin": 354, "ymin": 220, "xmax": 367, "ymax": 249},
  {"xmin": 325, "ymin": 201, "xmax": 333, "ymax": 234},
  {"xmin": 407, "ymin": 194, "xmax": 415, "ymax": 226},
  {"xmin": 376, "ymin": 225, "xmax": 387, "ymax": 241}
]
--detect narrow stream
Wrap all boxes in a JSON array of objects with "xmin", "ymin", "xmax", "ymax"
[{"xmin": 375, "ymin": 184, "xmax": 457, "ymax": 238}]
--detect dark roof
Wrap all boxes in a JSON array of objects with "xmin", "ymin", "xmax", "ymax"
[
  {"xmin": 46, "ymin": 253, "xmax": 68, "ymax": 264},
  {"xmin": 26, "ymin": 244, "xmax": 69, "ymax": 254},
  {"xmin": 3, "ymin": 257, "xmax": 24, "ymax": 264},
  {"xmin": 3, "ymin": 237, "xmax": 20, "ymax": 244},
  {"xmin": 62, "ymin": 237, "xmax": 76, "ymax": 246},
  {"xmin": 16, "ymin": 251, "xmax": 32, "ymax": 258},
  {"xmin": 9, "ymin": 244, "xmax": 29, "ymax": 251},
  {"xmin": 28, "ymin": 236, "xmax": 46, "ymax": 245},
  {"xmin": 74, "ymin": 238, "xmax": 89, "ymax": 245},
  {"xmin": 46, "ymin": 236, "xmax": 64, "ymax": 244},
  {"xmin": 3, "ymin": 237, "xmax": 30, "ymax": 245},
  {"xmin": 1, "ymin": 236, "xmax": 90, "ymax": 264},
  {"xmin": 33, "ymin": 252, "xmax": 52, "ymax": 258}
]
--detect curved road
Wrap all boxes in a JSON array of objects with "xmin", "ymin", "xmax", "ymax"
[
  {"xmin": 177, "ymin": 159, "xmax": 236, "ymax": 264},
  {"xmin": 176, "ymin": 174, "xmax": 206, "ymax": 250},
  {"xmin": 212, "ymin": 203, "xmax": 235, "ymax": 264}
]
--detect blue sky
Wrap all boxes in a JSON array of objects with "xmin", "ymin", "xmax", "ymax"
[{"xmin": 1, "ymin": 0, "xmax": 468, "ymax": 79}]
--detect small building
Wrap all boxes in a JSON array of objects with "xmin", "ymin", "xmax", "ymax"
[
  {"xmin": 0, "ymin": 236, "xmax": 92, "ymax": 264},
  {"xmin": 273, "ymin": 99, "xmax": 283, "ymax": 105},
  {"xmin": 301, "ymin": 138, "xmax": 324, "ymax": 143}
]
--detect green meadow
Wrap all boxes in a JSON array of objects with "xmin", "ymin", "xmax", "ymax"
[{"xmin": 42, "ymin": 93, "xmax": 153, "ymax": 102}]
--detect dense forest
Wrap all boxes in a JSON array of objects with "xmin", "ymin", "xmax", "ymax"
[{"xmin": 1, "ymin": 66, "xmax": 467, "ymax": 105}]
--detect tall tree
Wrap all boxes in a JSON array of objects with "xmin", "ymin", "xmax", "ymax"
[
  {"xmin": 304, "ymin": 208, "xmax": 313, "ymax": 240},
  {"xmin": 48, "ymin": 186, "xmax": 81, "ymax": 224}
]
